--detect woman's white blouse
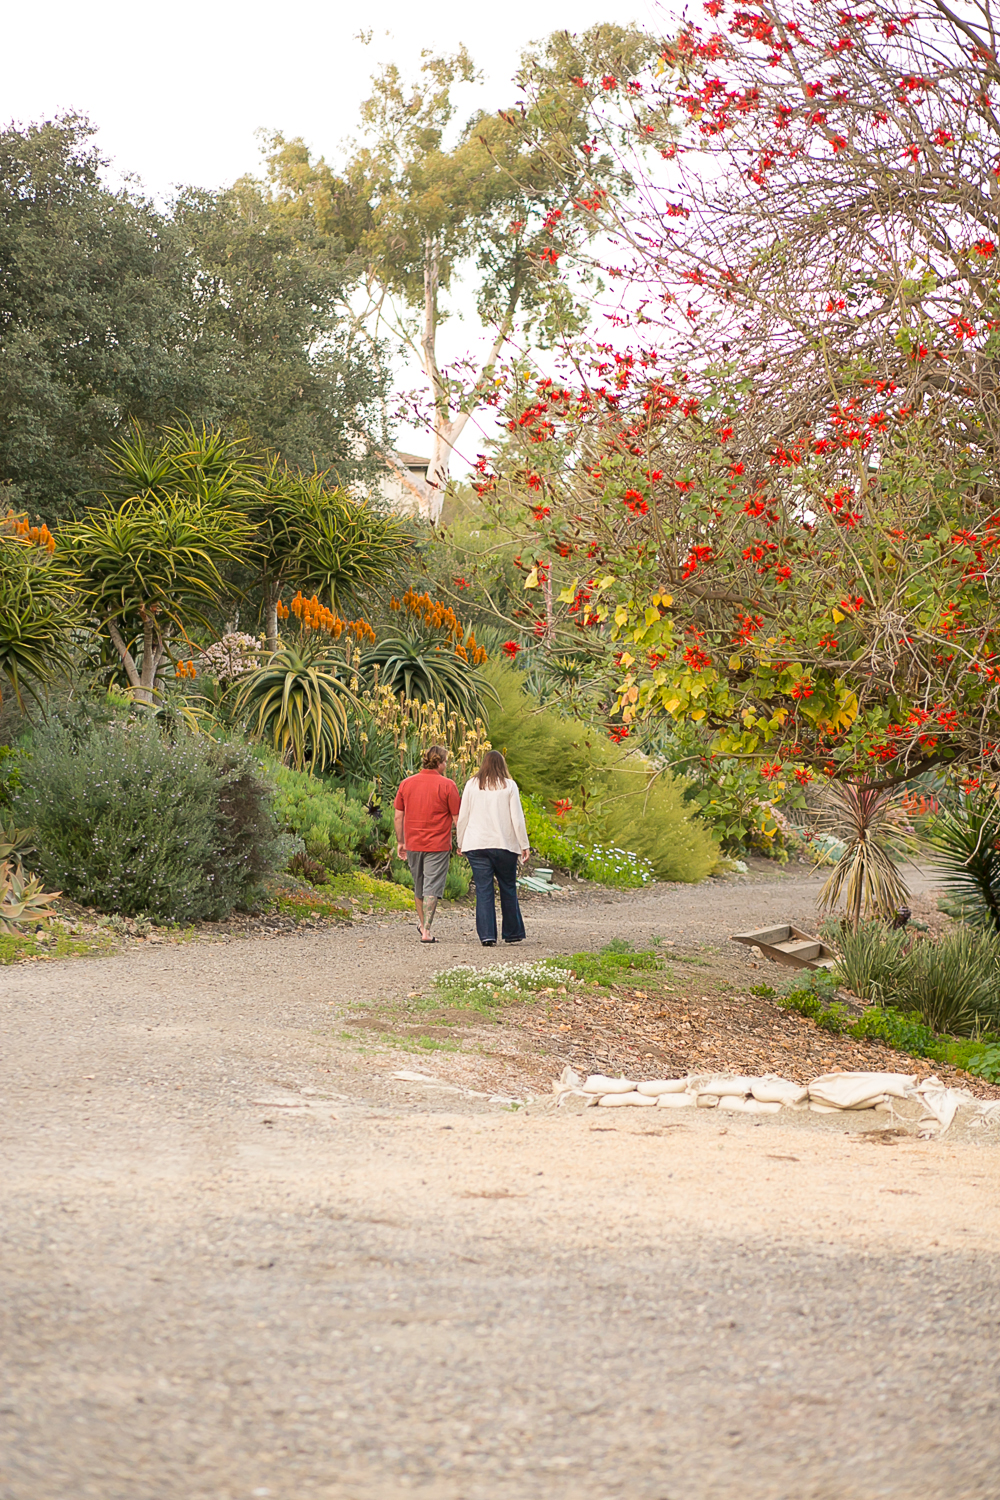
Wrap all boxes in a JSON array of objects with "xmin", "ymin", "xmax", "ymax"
[{"xmin": 457, "ymin": 778, "xmax": 529, "ymax": 854}]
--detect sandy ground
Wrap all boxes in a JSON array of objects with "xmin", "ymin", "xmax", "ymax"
[{"xmin": 3, "ymin": 863, "xmax": 1000, "ymax": 1499}]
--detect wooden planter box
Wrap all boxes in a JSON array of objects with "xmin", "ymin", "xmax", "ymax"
[{"xmin": 731, "ymin": 923, "xmax": 839, "ymax": 972}]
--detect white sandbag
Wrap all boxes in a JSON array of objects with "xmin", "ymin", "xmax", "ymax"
[
  {"xmin": 809, "ymin": 1101, "xmax": 842, "ymax": 1113},
  {"xmin": 656, "ymin": 1091, "xmax": 695, "ymax": 1108},
  {"xmin": 698, "ymin": 1075, "xmax": 756, "ymax": 1097},
  {"xmin": 598, "ymin": 1091, "xmax": 657, "ymax": 1107},
  {"xmin": 751, "ymin": 1077, "xmax": 808, "ymax": 1106},
  {"xmin": 696, "ymin": 1093, "xmax": 719, "ymax": 1108},
  {"xmin": 809, "ymin": 1072, "xmax": 916, "ymax": 1110},
  {"xmin": 718, "ymin": 1095, "xmax": 783, "ymax": 1114},
  {"xmin": 636, "ymin": 1079, "xmax": 689, "ymax": 1096},
  {"xmin": 584, "ymin": 1075, "xmax": 635, "ymax": 1094},
  {"xmin": 915, "ymin": 1084, "xmax": 975, "ymax": 1136}
]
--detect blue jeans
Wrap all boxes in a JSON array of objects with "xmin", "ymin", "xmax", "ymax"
[{"xmin": 465, "ymin": 849, "xmax": 525, "ymax": 944}]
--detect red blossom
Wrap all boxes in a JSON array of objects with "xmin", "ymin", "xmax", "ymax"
[{"xmin": 501, "ymin": 641, "xmax": 521, "ymax": 659}]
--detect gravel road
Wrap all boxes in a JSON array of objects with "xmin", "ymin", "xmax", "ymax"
[{"xmin": 3, "ymin": 866, "xmax": 999, "ymax": 1499}]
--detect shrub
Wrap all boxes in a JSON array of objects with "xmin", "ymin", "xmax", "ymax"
[
  {"xmin": 270, "ymin": 765, "xmax": 373, "ymax": 869},
  {"xmin": 594, "ymin": 765, "xmax": 715, "ymax": 882},
  {"xmin": 13, "ymin": 719, "xmax": 284, "ymax": 921},
  {"xmin": 522, "ymin": 795, "xmax": 590, "ymax": 875},
  {"xmin": 202, "ymin": 741, "xmax": 291, "ymax": 917},
  {"xmin": 481, "ymin": 660, "xmax": 716, "ymax": 883}
]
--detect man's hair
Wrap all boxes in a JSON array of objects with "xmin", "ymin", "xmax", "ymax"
[
  {"xmin": 476, "ymin": 749, "xmax": 509, "ymax": 790},
  {"xmin": 422, "ymin": 744, "xmax": 448, "ymax": 769}
]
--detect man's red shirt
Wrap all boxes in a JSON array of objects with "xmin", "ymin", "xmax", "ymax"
[{"xmin": 393, "ymin": 768, "xmax": 460, "ymax": 852}]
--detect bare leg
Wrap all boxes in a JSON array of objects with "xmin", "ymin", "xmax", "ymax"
[
  {"xmin": 422, "ymin": 896, "xmax": 438, "ymax": 936},
  {"xmin": 414, "ymin": 896, "xmax": 425, "ymax": 937}
]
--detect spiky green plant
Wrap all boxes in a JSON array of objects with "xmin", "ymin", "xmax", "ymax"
[
  {"xmin": 360, "ymin": 635, "xmax": 491, "ymax": 721},
  {"xmin": 61, "ymin": 494, "xmax": 256, "ymax": 704},
  {"xmin": 0, "ymin": 858, "xmax": 60, "ymax": 934},
  {"xmin": 903, "ymin": 926, "xmax": 1000, "ymax": 1036},
  {"xmin": 236, "ymin": 644, "xmax": 358, "ymax": 772},
  {"xmin": 0, "ymin": 530, "xmax": 76, "ymax": 709},
  {"xmin": 829, "ymin": 919, "xmax": 911, "ymax": 1002},
  {"xmin": 818, "ymin": 782, "xmax": 911, "ymax": 929},
  {"xmin": 101, "ymin": 421, "xmax": 262, "ymax": 507},
  {"xmin": 928, "ymin": 793, "xmax": 1000, "ymax": 934}
]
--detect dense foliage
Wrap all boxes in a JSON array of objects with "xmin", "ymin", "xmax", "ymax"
[
  {"xmin": 0, "ymin": 117, "xmax": 391, "ymax": 516},
  {"xmin": 13, "ymin": 718, "xmax": 285, "ymax": 920}
]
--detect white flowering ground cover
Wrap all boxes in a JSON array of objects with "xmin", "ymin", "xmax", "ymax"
[
  {"xmin": 583, "ymin": 844, "xmax": 655, "ymax": 887},
  {"xmin": 432, "ymin": 960, "xmax": 575, "ymax": 1010}
]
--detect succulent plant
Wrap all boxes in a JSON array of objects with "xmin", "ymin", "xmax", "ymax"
[{"xmin": 0, "ymin": 858, "xmax": 60, "ymax": 934}]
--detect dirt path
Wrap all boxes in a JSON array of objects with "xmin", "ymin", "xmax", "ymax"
[{"xmin": 3, "ymin": 867, "xmax": 999, "ymax": 1499}]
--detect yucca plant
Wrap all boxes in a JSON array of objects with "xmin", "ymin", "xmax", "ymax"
[
  {"xmin": 0, "ymin": 858, "xmax": 60, "ymax": 934},
  {"xmin": 101, "ymin": 421, "xmax": 262, "ymax": 507},
  {"xmin": 928, "ymin": 791, "xmax": 1000, "ymax": 934},
  {"xmin": 818, "ymin": 781, "xmax": 912, "ymax": 929},
  {"xmin": 236, "ymin": 644, "xmax": 358, "ymax": 772},
  {"xmin": 359, "ymin": 634, "xmax": 492, "ymax": 722}
]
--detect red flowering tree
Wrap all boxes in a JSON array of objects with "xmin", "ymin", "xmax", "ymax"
[{"xmin": 473, "ymin": 0, "xmax": 1000, "ymax": 786}]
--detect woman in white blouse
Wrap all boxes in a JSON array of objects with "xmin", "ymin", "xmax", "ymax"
[{"xmin": 456, "ymin": 750, "xmax": 530, "ymax": 946}]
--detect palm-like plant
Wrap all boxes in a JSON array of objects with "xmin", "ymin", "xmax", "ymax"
[
  {"xmin": 235, "ymin": 644, "xmax": 359, "ymax": 772},
  {"xmin": 818, "ymin": 781, "xmax": 912, "ymax": 929},
  {"xmin": 62, "ymin": 495, "xmax": 257, "ymax": 704},
  {"xmin": 928, "ymin": 792, "xmax": 1000, "ymax": 934},
  {"xmin": 359, "ymin": 634, "xmax": 493, "ymax": 722},
  {"xmin": 0, "ymin": 525, "xmax": 77, "ymax": 709},
  {"xmin": 101, "ymin": 421, "xmax": 262, "ymax": 507},
  {"xmin": 255, "ymin": 468, "xmax": 411, "ymax": 648}
]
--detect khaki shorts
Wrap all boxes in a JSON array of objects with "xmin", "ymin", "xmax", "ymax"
[{"xmin": 406, "ymin": 849, "xmax": 451, "ymax": 900}]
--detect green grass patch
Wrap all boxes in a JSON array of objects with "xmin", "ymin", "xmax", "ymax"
[
  {"xmin": 563, "ymin": 948, "xmax": 665, "ymax": 986},
  {"xmin": 0, "ymin": 929, "xmax": 117, "ymax": 965},
  {"xmin": 429, "ymin": 943, "xmax": 665, "ymax": 1015},
  {"xmin": 270, "ymin": 889, "xmax": 353, "ymax": 922}
]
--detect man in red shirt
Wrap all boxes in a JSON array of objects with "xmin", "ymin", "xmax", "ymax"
[{"xmin": 393, "ymin": 744, "xmax": 460, "ymax": 943}]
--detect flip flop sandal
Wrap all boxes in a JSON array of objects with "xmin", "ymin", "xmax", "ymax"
[{"xmin": 420, "ymin": 935, "xmax": 437, "ymax": 943}]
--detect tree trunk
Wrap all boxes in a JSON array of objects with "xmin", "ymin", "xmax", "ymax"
[
  {"xmin": 106, "ymin": 619, "xmax": 143, "ymax": 697},
  {"xmin": 265, "ymin": 589, "xmax": 279, "ymax": 653},
  {"xmin": 417, "ymin": 235, "xmax": 516, "ymax": 525}
]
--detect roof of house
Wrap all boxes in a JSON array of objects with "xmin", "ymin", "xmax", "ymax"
[{"xmin": 391, "ymin": 451, "xmax": 430, "ymax": 469}]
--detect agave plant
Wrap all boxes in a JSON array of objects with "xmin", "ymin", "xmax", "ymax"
[
  {"xmin": 0, "ymin": 823, "xmax": 36, "ymax": 874},
  {"xmin": 236, "ymin": 644, "xmax": 358, "ymax": 772},
  {"xmin": 359, "ymin": 635, "xmax": 493, "ymax": 722},
  {"xmin": 0, "ymin": 858, "xmax": 60, "ymax": 934},
  {"xmin": 928, "ymin": 791, "xmax": 1000, "ymax": 934},
  {"xmin": 818, "ymin": 781, "xmax": 912, "ymax": 929}
]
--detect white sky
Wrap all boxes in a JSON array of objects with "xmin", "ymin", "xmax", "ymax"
[{"xmin": 5, "ymin": 0, "xmax": 662, "ymax": 466}]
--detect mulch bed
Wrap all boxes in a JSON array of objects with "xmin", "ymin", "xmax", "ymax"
[{"xmin": 509, "ymin": 950, "xmax": 1000, "ymax": 1101}]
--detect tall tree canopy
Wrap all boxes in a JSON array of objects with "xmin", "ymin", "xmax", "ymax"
[
  {"xmin": 0, "ymin": 116, "xmax": 392, "ymax": 517},
  {"xmin": 476, "ymin": 0, "xmax": 1000, "ymax": 784},
  {"xmin": 264, "ymin": 25, "xmax": 661, "ymax": 518}
]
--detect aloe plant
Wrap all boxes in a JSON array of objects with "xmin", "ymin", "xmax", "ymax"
[
  {"xmin": 236, "ymin": 643, "xmax": 358, "ymax": 772},
  {"xmin": 0, "ymin": 858, "xmax": 60, "ymax": 934}
]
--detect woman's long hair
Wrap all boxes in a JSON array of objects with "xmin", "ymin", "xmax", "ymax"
[{"xmin": 476, "ymin": 750, "xmax": 509, "ymax": 790}]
